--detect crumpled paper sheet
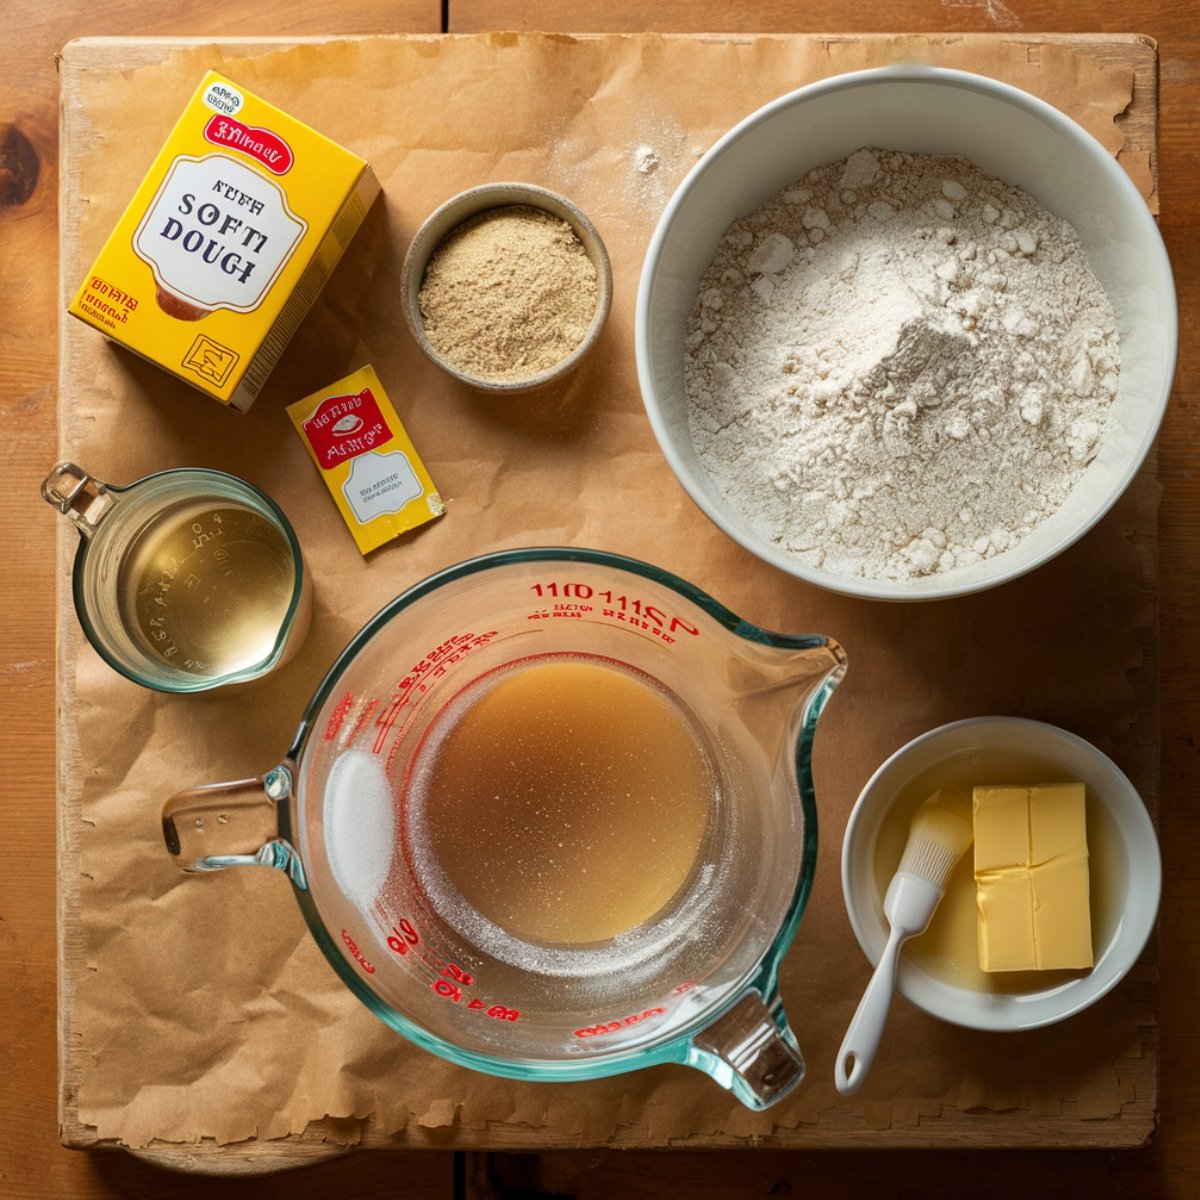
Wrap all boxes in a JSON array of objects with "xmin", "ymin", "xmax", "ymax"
[{"xmin": 58, "ymin": 32, "xmax": 1157, "ymax": 1149}]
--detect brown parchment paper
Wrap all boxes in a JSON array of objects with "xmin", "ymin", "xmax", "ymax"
[{"xmin": 58, "ymin": 33, "xmax": 1158, "ymax": 1149}]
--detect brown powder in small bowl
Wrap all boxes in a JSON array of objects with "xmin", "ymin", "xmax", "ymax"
[{"xmin": 417, "ymin": 205, "xmax": 599, "ymax": 384}]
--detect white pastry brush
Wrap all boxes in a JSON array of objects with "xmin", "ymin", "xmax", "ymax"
[{"xmin": 836, "ymin": 796, "xmax": 973, "ymax": 1096}]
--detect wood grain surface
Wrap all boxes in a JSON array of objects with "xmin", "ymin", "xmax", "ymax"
[
  {"xmin": 3, "ymin": 1, "xmax": 1199, "ymax": 1197},
  {"xmin": 2, "ymin": 6, "xmax": 452, "ymax": 1198}
]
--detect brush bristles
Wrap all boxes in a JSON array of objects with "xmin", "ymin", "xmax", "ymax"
[{"xmin": 898, "ymin": 802, "xmax": 974, "ymax": 888}]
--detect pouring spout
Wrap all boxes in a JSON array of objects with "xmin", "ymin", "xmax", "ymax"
[
  {"xmin": 722, "ymin": 636, "xmax": 846, "ymax": 774},
  {"xmin": 729, "ymin": 634, "xmax": 847, "ymax": 697}
]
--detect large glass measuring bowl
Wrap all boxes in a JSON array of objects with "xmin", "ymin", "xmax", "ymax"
[{"xmin": 163, "ymin": 548, "xmax": 845, "ymax": 1109}]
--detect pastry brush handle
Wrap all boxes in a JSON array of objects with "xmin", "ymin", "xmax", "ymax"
[{"xmin": 835, "ymin": 925, "xmax": 905, "ymax": 1097}]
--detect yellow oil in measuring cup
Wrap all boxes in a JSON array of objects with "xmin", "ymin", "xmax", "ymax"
[
  {"xmin": 119, "ymin": 498, "xmax": 299, "ymax": 678},
  {"xmin": 42, "ymin": 461, "xmax": 310, "ymax": 692},
  {"xmin": 404, "ymin": 653, "xmax": 715, "ymax": 946}
]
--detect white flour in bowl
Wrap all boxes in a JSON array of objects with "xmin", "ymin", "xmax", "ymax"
[{"xmin": 684, "ymin": 148, "xmax": 1119, "ymax": 582}]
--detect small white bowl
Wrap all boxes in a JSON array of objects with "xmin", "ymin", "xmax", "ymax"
[
  {"xmin": 636, "ymin": 66, "xmax": 1177, "ymax": 601},
  {"xmin": 841, "ymin": 716, "xmax": 1160, "ymax": 1031},
  {"xmin": 401, "ymin": 182, "xmax": 612, "ymax": 395}
]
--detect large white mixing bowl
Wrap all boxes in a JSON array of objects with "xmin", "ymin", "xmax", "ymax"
[{"xmin": 636, "ymin": 67, "xmax": 1177, "ymax": 601}]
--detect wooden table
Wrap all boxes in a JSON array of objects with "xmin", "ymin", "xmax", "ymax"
[{"xmin": 3, "ymin": 2, "xmax": 1198, "ymax": 1196}]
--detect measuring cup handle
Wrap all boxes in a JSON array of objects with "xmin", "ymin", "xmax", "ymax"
[
  {"xmin": 162, "ymin": 765, "xmax": 304, "ymax": 886},
  {"xmin": 685, "ymin": 990, "xmax": 805, "ymax": 1110},
  {"xmin": 41, "ymin": 461, "xmax": 117, "ymax": 535}
]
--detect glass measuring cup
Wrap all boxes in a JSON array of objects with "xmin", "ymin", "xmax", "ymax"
[
  {"xmin": 43, "ymin": 461, "xmax": 311, "ymax": 692},
  {"xmin": 162, "ymin": 548, "xmax": 845, "ymax": 1109}
]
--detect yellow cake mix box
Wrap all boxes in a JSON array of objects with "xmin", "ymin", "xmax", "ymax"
[
  {"xmin": 288, "ymin": 366, "xmax": 445, "ymax": 554},
  {"xmin": 69, "ymin": 71, "xmax": 380, "ymax": 411}
]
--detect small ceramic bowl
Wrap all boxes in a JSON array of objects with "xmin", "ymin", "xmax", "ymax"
[
  {"xmin": 401, "ymin": 182, "xmax": 612, "ymax": 394},
  {"xmin": 841, "ymin": 716, "xmax": 1160, "ymax": 1031}
]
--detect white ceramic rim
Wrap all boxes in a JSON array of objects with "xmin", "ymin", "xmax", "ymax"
[
  {"xmin": 635, "ymin": 65, "xmax": 1178, "ymax": 602},
  {"xmin": 840, "ymin": 715, "xmax": 1161, "ymax": 1031}
]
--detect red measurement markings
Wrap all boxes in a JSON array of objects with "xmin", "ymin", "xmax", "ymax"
[
  {"xmin": 386, "ymin": 919, "xmax": 419, "ymax": 956},
  {"xmin": 432, "ymin": 978, "xmax": 462, "ymax": 1002},
  {"xmin": 343, "ymin": 696, "xmax": 380, "ymax": 746},
  {"xmin": 378, "ymin": 917, "xmax": 518, "ymax": 1027},
  {"xmin": 530, "ymin": 582, "xmax": 700, "ymax": 639},
  {"xmin": 429, "ymin": 964, "xmax": 521, "ymax": 1022},
  {"xmin": 371, "ymin": 700, "xmax": 414, "ymax": 754},
  {"xmin": 341, "ymin": 928, "xmax": 376, "ymax": 975},
  {"xmin": 443, "ymin": 962, "xmax": 474, "ymax": 985},
  {"xmin": 526, "ymin": 605, "xmax": 588, "ymax": 622},
  {"xmin": 484, "ymin": 1004, "xmax": 520, "ymax": 1022},
  {"xmin": 601, "ymin": 610, "xmax": 678, "ymax": 643},
  {"xmin": 384, "ymin": 726, "xmax": 405, "ymax": 778},
  {"xmin": 433, "ymin": 982, "xmax": 520, "ymax": 1022},
  {"xmin": 323, "ymin": 691, "xmax": 356, "ymax": 741},
  {"xmin": 371, "ymin": 631, "xmax": 499, "ymax": 755},
  {"xmin": 530, "ymin": 581, "xmax": 595, "ymax": 599},
  {"xmin": 371, "ymin": 698, "xmax": 403, "ymax": 756},
  {"xmin": 574, "ymin": 1006, "xmax": 665, "ymax": 1039}
]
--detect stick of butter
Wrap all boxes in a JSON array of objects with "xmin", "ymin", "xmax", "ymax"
[
  {"xmin": 288, "ymin": 365, "xmax": 444, "ymax": 555},
  {"xmin": 973, "ymin": 783, "xmax": 1093, "ymax": 973}
]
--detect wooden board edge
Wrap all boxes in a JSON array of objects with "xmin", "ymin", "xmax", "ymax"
[
  {"xmin": 56, "ymin": 47, "xmax": 89, "ymax": 1152},
  {"xmin": 51, "ymin": 31, "xmax": 1156, "ymax": 207},
  {"xmin": 52, "ymin": 29, "xmax": 1162, "ymax": 1159},
  {"xmin": 58, "ymin": 33, "xmax": 417, "ymax": 71},
  {"xmin": 59, "ymin": 1115, "xmax": 1158, "ymax": 1160},
  {"xmin": 1133, "ymin": 447, "xmax": 1162, "ymax": 1123},
  {"xmin": 58, "ymin": 996, "xmax": 1156, "ymax": 1155}
]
